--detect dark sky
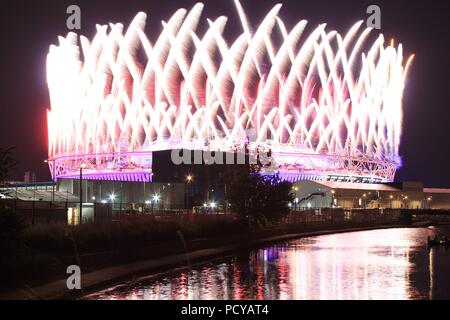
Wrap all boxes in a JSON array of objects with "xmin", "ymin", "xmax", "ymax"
[{"xmin": 0, "ymin": 0, "xmax": 449, "ymax": 187}]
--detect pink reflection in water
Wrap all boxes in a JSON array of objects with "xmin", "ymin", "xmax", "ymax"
[{"xmin": 88, "ymin": 227, "xmax": 450, "ymax": 300}]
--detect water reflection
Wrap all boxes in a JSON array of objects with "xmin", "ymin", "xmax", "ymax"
[{"xmin": 88, "ymin": 227, "xmax": 450, "ymax": 300}]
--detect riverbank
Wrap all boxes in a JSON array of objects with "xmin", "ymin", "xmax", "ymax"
[{"xmin": 1, "ymin": 221, "xmax": 441, "ymax": 300}]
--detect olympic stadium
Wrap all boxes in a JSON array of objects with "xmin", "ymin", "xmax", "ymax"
[
  {"xmin": 2, "ymin": 0, "xmax": 450, "ymax": 226},
  {"xmin": 46, "ymin": 1, "xmax": 414, "ymax": 185},
  {"xmin": 17, "ymin": 0, "xmax": 450, "ymax": 222}
]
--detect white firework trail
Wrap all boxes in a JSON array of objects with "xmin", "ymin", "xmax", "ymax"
[{"xmin": 46, "ymin": 1, "xmax": 413, "ymax": 182}]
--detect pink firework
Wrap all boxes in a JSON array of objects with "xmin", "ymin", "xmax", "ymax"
[{"xmin": 46, "ymin": 1, "xmax": 414, "ymax": 183}]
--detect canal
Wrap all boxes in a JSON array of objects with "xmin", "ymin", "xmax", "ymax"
[{"xmin": 86, "ymin": 226, "xmax": 450, "ymax": 300}]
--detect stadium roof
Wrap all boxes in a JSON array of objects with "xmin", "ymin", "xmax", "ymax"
[
  {"xmin": 424, "ymin": 188, "xmax": 450, "ymax": 194},
  {"xmin": 0, "ymin": 189, "xmax": 78, "ymax": 202},
  {"xmin": 305, "ymin": 181, "xmax": 401, "ymax": 192}
]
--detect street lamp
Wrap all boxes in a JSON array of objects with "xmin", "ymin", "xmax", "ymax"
[
  {"xmin": 79, "ymin": 164, "xmax": 87, "ymax": 224},
  {"xmin": 144, "ymin": 200, "xmax": 151, "ymax": 214},
  {"xmin": 331, "ymin": 190, "xmax": 337, "ymax": 207},
  {"xmin": 44, "ymin": 160, "xmax": 55, "ymax": 204},
  {"xmin": 152, "ymin": 194, "xmax": 160, "ymax": 214},
  {"xmin": 427, "ymin": 196, "xmax": 432, "ymax": 209},
  {"xmin": 185, "ymin": 174, "xmax": 193, "ymax": 210}
]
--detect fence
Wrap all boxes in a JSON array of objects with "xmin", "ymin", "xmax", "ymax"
[
  {"xmin": 284, "ymin": 208, "xmax": 450, "ymax": 225},
  {"xmin": 0, "ymin": 199, "xmax": 68, "ymax": 224},
  {"xmin": 283, "ymin": 208, "xmax": 402, "ymax": 225},
  {"xmin": 0, "ymin": 199, "xmax": 238, "ymax": 225},
  {"xmin": 1, "ymin": 199, "xmax": 450, "ymax": 226}
]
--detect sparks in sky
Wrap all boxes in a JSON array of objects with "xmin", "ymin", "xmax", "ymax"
[{"xmin": 46, "ymin": 1, "xmax": 413, "ymax": 183}]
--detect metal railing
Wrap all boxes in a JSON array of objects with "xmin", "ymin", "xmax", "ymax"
[{"xmin": 2, "ymin": 199, "xmax": 450, "ymax": 226}]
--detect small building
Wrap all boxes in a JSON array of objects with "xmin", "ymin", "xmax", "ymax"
[
  {"xmin": 56, "ymin": 179, "xmax": 186, "ymax": 209},
  {"xmin": 0, "ymin": 181, "xmax": 73, "ymax": 202},
  {"xmin": 291, "ymin": 181, "xmax": 450, "ymax": 210},
  {"xmin": 0, "ymin": 180, "xmax": 186, "ymax": 224}
]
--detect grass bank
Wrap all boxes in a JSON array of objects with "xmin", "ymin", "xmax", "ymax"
[{"xmin": 1, "ymin": 213, "xmax": 249, "ymax": 289}]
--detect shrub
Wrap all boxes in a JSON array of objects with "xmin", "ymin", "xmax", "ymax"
[{"xmin": 23, "ymin": 218, "xmax": 247, "ymax": 255}]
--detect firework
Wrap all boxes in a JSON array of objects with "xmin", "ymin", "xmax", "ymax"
[{"xmin": 47, "ymin": 1, "xmax": 413, "ymax": 182}]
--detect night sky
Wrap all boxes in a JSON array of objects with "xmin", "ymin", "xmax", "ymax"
[{"xmin": 0, "ymin": 0, "xmax": 449, "ymax": 187}]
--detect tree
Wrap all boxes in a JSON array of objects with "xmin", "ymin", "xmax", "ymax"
[
  {"xmin": 225, "ymin": 163, "xmax": 293, "ymax": 227},
  {"xmin": 0, "ymin": 147, "xmax": 18, "ymax": 185}
]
